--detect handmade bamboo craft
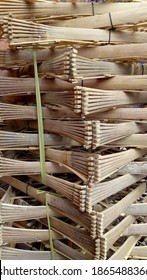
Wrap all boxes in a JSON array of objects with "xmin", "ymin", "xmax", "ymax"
[
  {"xmin": 0, "ymin": 176, "xmax": 97, "ymax": 239},
  {"xmin": 123, "ymin": 224, "xmax": 147, "ymax": 236},
  {"xmin": 125, "ymin": 203, "xmax": 147, "ymax": 216},
  {"xmin": 35, "ymin": 48, "xmax": 147, "ymax": 82},
  {"xmin": 3, "ymin": 17, "xmax": 147, "ymax": 49},
  {"xmin": 109, "ymin": 236, "xmax": 140, "ymax": 260},
  {"xmin": 1, "ymin": 43, "xmax": 147, "ymax": 69},
  {"xmin": 55, "ymin": 7, "xmax": 147, "ymax": 30},
  {"xmin": 100, "ymin": 216, "xmax": 136, "ymax": 260},
  {"xmin": 96, "ymin": 183, "xmax": 146, "ymax": 236},
  {"xmin": 1, "ymin": 1, "xmax": 146, "ymax": 22},
  {"xmin": 129, "ymin": 246, "xmax": 147, "ymax": 259},
  {"xmin": 0, "ymin": 156, "xmax": 69, "ymax": 176},
  {"xmin": 86, "ymin": 174, "xmax": 144, "ymax": 213},
  {"xmin": 0, "ymin": 0, "xmax": 147, "ymax": 260},
  {"xmin": 0, "ymin": 246, "xmax": 67, "ymax": 260},
  {"xmin": 44, "ymin": 148, "xmax": 147, "ymax": 183}
]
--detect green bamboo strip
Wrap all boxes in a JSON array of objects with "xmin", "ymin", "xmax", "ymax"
[
  {"xmin": 33, "ymin": 50, "xmax": 46, "ymax": 184},
  {"xmin": 46, "ymin": 193, "xmax": 55, "ymax": 260}
]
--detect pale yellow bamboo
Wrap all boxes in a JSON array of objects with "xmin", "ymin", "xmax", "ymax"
[
  {"xmin": 130, "ymin": 246, "xmax": 147, "ymax": 258},
  {"xmin": 109, "ymin": 236, "xmax": 140, "ymax": 260},
  {"xmin": 54, "ymin": 7, "xmax": 147, "ymax": 29},
  {"xmin": 123, "ymin": 224, "xmax": 147, "ymax": 236},
  {"xmin": 1, "ymin": 43, "xmax": 147, "ymax": 69},
  {"xmin": 3, "ymin": 17, "xmax": 147, "ymax": 48},
  {"xmin": 0, "ymin": 246, "xmax": 66, "ymax": 260},
  {"xmin": 0, "ymin": 1, "xmax": 146, "ymax": 21},
  {"xmin": 101, "ymin": 216, "xmax": 136, "ymax": 259},
  {"xmin": 108, "ymin": 134, "xmax": 147, "ymax": 148}
]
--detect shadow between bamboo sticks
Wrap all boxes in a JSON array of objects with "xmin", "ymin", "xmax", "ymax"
[
  {"xmin": 0, "ymin": 176, "xmax": 97, "ymax": 238},
  {"xmin": 100, "ymin": 215, "xmax": 136, "ymax": 259},
  {"xmin": 96, "ymin": 183, "xmax": 145, "ymax": 236},
  {"xmin": 44, "ymin": 148, "xmax": 147, "ymax": 184},
  {"xmin": 0, "ymin": 246, "xmax": 67, "ymax": 260},
  {"xmin": 1, "ymin": 43, "xmax": 147, "ymax": 69},
  {"xmin": 109, "ymin": 236, "xmax": 140, "ymax": 260},
  {"xmin": 3, "ymin": 17, "xmax": 147, "ymax": 48}
]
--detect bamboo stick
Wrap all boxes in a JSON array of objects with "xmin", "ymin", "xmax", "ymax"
[
  {"xmin": 49, "ymin": 217, "xmax": 97, "ymax": 257},
  {"xmin": 0, "ymin": 203, "xmax": 47, "ymax": 223},
  {"xmin": 31, "ymin": 174, "xmax": 87, "ymax": 212},
  {"xmin": 37, "ymin": 48, "xmax": 147, "ymax": 82},
  {"xmin": 54, "ymin": 7, "xmax": 147, "ymax": 30},
  {"xmin": 0, "ymin": 2, "xmax": 146, "ymax": 21},
  {"xmin": 74, "ymin": 87, "xmax": 147, "ymax": 115},
  {"xmin": 0, "ymin": 246, "xmax": 66, "ymax": 260},
  {"xmin": 109, "ymin": 236, "xmax": 140, "ymax": 260},
  {"xmin": 86, "ymin": 174, "xmax": 144, "ymax": 213},
  {"xmin": 0, "ymin": 186, "xmax": 16, "ymax": 204},
  {"xmin": 97, "ymin": 183, "xmax": 145, "ymax": 236},
  {"xmin": 3, "ymin": 17, "xmax": 147, "ymax": 48},
  {"xmin": 53, "ymin": 240, "xmax": 88, "ymax": 260},
  {"xmin": 100, "ymin": 216, "xmax": 136, "ymax": 259},
  {"xmin": 130, "ymin": 246, "xmax": 147, "ymax": 258},
  {"xmin": 123, "ymin": 224, "xmax": 147, "ymax": 236},
  {"xmin": 89, "ymin": 108, "xmax": 147, "ymax": 121},
  {"xmin": 108, "ymin": 134, "xmax": 147, "ymax": 148},
  {"xmin": 44, "ymin": 148, "xmax": 147, "ymax": 183},
  {"xmin": 0, "ymin": 0, "xmax": 146, "ymax": 19},
  {"xmin": 0, "ymin": 219, "xmax": 96, "ymax": 256},
  {"xmin": 125, "ymin": 203, "xmax": 147, "ymax": 216},
  {"xmin": 0, "ymin": 176, "xmax": 97, "ymax": 238},
  {"xmin": 118, "ymin": 162, "xmax": 147, "ymax": 175},
  {"xmin": 0, "ymin": 130, "xmax": 79, "ymax": 150},
  {"xmin": 78, "ymin": 43, "xmax": 147, "ymax": 62},
  {"xmin": 0, "ymin": 156, "xmax": 69, "ymax": 176},
  {"xmin": 2, "ymin": 76, "xmax": 147, "ymax": 95},
  {"xmin": 29, "ymin": 120, "xmax": 147, "ymax": 149},
  {"xmin": 85, "ymin": 75, "xmax": 147, "ymax": 91},
  {"xmin": 0, "ymin": 225, "xmax": 60, "ymax": 245},
  {"xmin": 1, "ymin": 43, "xmax": 147, "ymax": 69}
]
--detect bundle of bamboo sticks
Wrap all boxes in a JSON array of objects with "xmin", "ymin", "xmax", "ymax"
[
  {"xmin": 3, "ymin": 16, "xmax": 147, "ymax": 48},
  {"xmin": 0, "ymin": 0, "xmax": 147, "ymax": 260}
]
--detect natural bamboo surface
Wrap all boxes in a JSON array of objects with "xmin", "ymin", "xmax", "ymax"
[
  {"xmin": 101, "ymin": 215, "xmax": 136, "ymax": 259},
  {"xmin": 1, "ymin": 76, "xmax": 147, "ymax": 94},
  {"xmin": 36, "ymin": 48, "xmax": 147, "ymax": 82},
  {"xmin": 130, "ymin": 246, "xmax": 147, "ymax": 258},
  {"xmin": 44, "ymin": 148, "xmax": 147, "ymax": 183},
  {"xmin": 53, "ymin": 7, "xmax": 147, "ymax": 30},
  {"xmin": 0, "ymin": 130, "xmax": 79, "ymax": 150},
  {"xmin": 108, "ymin": 134, "xmax": 147, "ymax": 148},
  {"xmin": 97, "ymin": 183, "xmax": 145, "ymax": 235},
  {"xmin": 0, "ymin": 1, "xmax": 146, "ymax": 22},
  {"xmin": 118, "ymin": 161, "xmax": 147, "ymax": 175},
  {"xmin": 1, "ymin": 0, "xmax": 147, "ymax": 260},
  {"xmin": 86, "ymin": 174, "xmax": 144, "ymax": 213},
  {"xmin": 123, "ymin": 224, "xmax": 147, "ymax": 236},
  {"xmin": 0, "ymin": 246, "xmax": 66, "ymax": 260},
  {"xmin": 0, "ymin": 176, "xmax": 97, "ymax": 238},
  {"xmin": 89, "ymin": 108, "xmax": 147, "ymax": 120},
  {"xmin": 1, "ymin": 43, "xmax": 147, "ymax": 69},
  {"xmin": 3, "ymin": 17, "xmax": 147, "ymax": 48},
  {"xmin": 109, "ymin": 236, "xmax": 140, "ymax": 260},
  {"xmin": 0, "ymin": 156, "xmax": 69, "ymax": 176}
]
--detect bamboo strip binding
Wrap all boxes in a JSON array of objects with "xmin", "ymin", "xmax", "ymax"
[
  {"xmin": 3, "ymin": 16, "xmax": 147, "ymax": 49},
  {"xmin": 44, "ymin": 148, "xmax": 147, "ymax": 183}
]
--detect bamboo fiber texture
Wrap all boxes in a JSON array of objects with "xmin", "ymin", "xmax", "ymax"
[
  {"xmin": 44, "ymin": 148, "xmax": 147, "ymax": 183},
  {"xmin": 3, "ymin": 17, "xmax": 147, "ymax": 49},
  {"xmin": 0, "ymin": 246, "xmax": 66, "ymax": 260}
]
